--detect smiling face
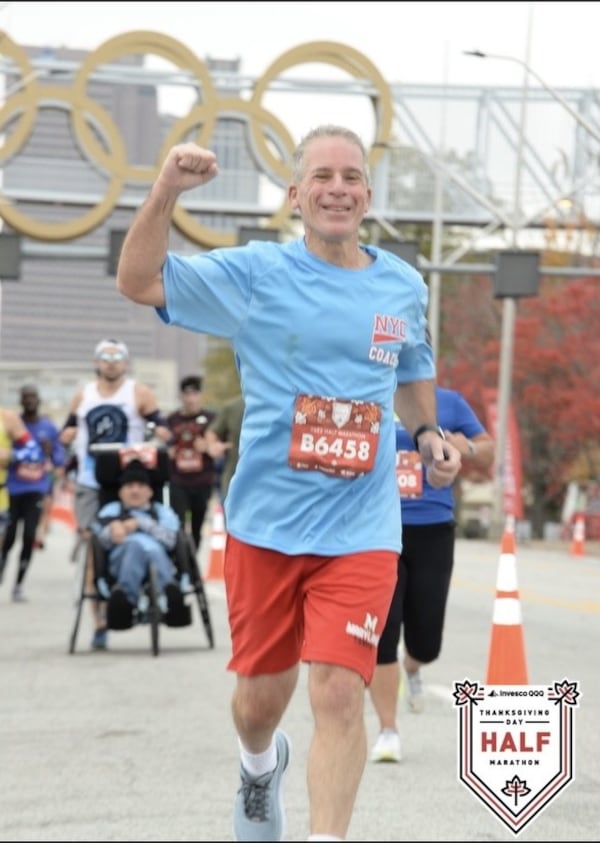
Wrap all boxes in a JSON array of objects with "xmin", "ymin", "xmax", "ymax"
[{"xmin": 288, "ymin": 133, "xmax": 371, "ymax": 262}]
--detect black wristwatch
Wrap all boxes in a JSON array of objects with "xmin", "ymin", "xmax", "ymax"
[{"xmin": 412, "ymin": 424, "xmax": 445, "ymax": 452}]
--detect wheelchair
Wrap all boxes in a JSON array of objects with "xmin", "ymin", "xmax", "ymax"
[{"xmin": 68, "ymin": 441, "xmax": 215, "ymax": 656}]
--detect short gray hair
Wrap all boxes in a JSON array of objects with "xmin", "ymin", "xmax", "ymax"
[{"xmin": 292, "ymin": 125, "xmax": 371, "ymax": 186}]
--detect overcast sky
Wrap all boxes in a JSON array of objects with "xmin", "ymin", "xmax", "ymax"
[{"xmin": 2, "ymin": 1, "xmax": 600, "ymax": 90}]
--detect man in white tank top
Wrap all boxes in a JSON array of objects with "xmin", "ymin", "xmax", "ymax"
[{"xmin": 60, "ymin": 339, "xmax": 170, "ymax": 649}]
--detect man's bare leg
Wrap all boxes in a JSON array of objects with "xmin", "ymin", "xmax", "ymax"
[{"xmin": 308, "ymin": 663, "xmax": 366, "ymax": 839}]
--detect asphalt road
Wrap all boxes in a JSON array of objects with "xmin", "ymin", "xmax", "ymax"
[{"xmin": 1, "ymin": 517, "xmax": 598, "ymax": 842}]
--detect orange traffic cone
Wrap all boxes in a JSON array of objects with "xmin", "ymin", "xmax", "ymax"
[
  {"xmin": 501, "ymin": 513, "xmax": 516, "ymax": 554},
  {"xmin": 205, "ymin": 502, "xmax": 226, "ymax": 580},
  {"xmin": 570, "ymin": 514, "xmax": 586, "ymax": 557},
  {"xmin": 49, "ymin": 486, "xmax": 77, "ymax": 531},
  {"xmin": 485, "ymin": 529, "xmax": 528, "ymax": 684}
]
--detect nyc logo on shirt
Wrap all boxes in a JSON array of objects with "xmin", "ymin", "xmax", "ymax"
[{"xmin": 369, "ymin": 314, "xmax": 406, "ymax": 368}]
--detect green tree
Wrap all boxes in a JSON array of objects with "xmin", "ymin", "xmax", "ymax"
[{"xmin": 202, "ymin": 339, "xmax": 241, "ymax": 409}]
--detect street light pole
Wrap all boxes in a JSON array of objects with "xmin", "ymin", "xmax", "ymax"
[
  {"xmin": 465, "ymin": 5, "xmax": 534, "ymax": 539},
  {"xmin": 465, "ymin": 15, "xmax": 600, "ymax": 540},
  {"xmin": 463, "ymin": 50, "xmax": 600, "ymax": 146},
  {"xmin": 428, "ymin": 41, "xmax": 450, "ymax": 364}
]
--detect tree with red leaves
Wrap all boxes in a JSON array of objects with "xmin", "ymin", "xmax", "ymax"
[{"xmin": 437, "ymin": 270, "xmax": 600, "ymax": 536}]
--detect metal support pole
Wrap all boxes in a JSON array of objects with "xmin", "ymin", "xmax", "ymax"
[
  {"xmin": 489, "ymin": 3, "xmax": 534, "ymax": 540},
  {"xmin": 428, "ymin": 42, "xmax": 449, "ymax": 363}
]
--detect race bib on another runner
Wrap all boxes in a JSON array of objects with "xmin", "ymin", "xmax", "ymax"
[
  {"xmin": 171, "ymin": 419, "xmax": 204, "ymax": 472},
  {"xmin": 118, "ymin": 444, "xmax": 158, "ymax": 470},
  {"xmin": 288, "ymin": 394, "xmax": 381, "ymax": 479},
  {"xmin": 174, "ymin": 447, "xmax": 203, "ymax": 473},
  {"xmin": 15, "ymin": 462, "xmax": 46, "ymax": 482},
  {"xmin": 396, "ymin": 449, "xmax": 423, "ymax": 498}
]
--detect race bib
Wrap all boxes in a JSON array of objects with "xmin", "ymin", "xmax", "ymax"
[
  {"xmin": 171, "ymin": 419, "xmax": 204, "ymax": 473},
  {"xmin": 174, "ymin": 447, "xmax": 203, "ymax": 473},
  {"xmin": 396, "ymin": 450, "xmax": 423, "ymax": 498},
  {"xmin": 118, "ymin": 444, "xmax": 158, "ymax": 470},
  {"xmin": 288, "ymin": 394, "xmax": 381, "ymax": 479},
  {"xmin": 15, "ymin": 463, "xmax": 46, "ymax": 482}
]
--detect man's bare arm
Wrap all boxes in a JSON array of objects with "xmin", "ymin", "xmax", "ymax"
[
  {"xmin": 3, "ymin": 408, "xmax": 28, "ymax": 441},
  {"xmin": 205, "ymin": 428, "xmax": 232, "ymax": 460},
  {"xmin": 59, "ymin": 390, "xmax": 82, "ymax": 445},
  {"xmin": 116, "ymin": 143, "xmax": 219, "ymax": 307},
  {"xmin": 394, "ymin": 379, "xmax": 438, "ymax": 441},
  {"xmin": 135, "ymin": 383, "xmax": 171, "ymax": 443}
]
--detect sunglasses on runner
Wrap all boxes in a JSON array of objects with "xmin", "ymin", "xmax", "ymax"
[{"xmin": 98, "ymin": 352, "xmax": 126, "ymax": 362}]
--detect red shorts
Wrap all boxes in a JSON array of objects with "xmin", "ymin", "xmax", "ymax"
[{"xmin": 224, "ymin": 535, "xmax": 398, "ymax": 684}]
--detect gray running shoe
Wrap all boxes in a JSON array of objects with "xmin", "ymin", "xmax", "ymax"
[
  {"xmin": 12, "ymin": 585, "xmax": 27, "ymax": 602},
  {"xmin": 233, "ymin": 729, "xmax": 290, "ymax": 841}
]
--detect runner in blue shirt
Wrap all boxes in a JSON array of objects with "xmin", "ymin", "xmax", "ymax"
[
  {"xmin": 369, "ymin": 386, "xmax": 494, "ymax": 762},
  {"xmin": 116, "ymin": 125, "xmax": 462, "ymax": 842},
  {"xmin": 0, "ymin": 385, "xmax": 63, "ymax": 602}
]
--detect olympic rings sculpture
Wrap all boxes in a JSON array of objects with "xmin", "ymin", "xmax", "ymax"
[{"xmin": 0, "ymin": 31, "xmax": 393, "ymax": 247}]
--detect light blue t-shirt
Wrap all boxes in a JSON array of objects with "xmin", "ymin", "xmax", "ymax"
[
  {"xmin": 158, "ymin": 237, "xmax": 435, "ymax": 555},
  {"xmin": 396, "ymin": 386, "xmax": 486, "ymax": 525},
  {"xmin": 92, "ymin": 501, "xmax": 180, "ymax": 553}
]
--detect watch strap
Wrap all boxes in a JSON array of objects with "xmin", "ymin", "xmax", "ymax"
[{"xmin": 412, "ymin": 424, "xmax": 445, "ymax": 451}]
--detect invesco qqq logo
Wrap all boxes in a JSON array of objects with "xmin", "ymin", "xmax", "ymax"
[{"xmin": 0, "ymin": 31, "xmax": 393, "ymax": 247}]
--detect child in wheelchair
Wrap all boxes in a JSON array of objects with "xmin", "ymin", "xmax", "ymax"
[{"xmin": 90, "ymin": 458, "xmax": 190, "ymax": 630}]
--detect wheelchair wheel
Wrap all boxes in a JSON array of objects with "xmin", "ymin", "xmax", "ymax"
[
  {"xmin": 174, "ymin": 532, "xmax": 215, "ymax": 649},
  {"xmin": 193, "ymin": 575, "xmax": 215, "ymax": 649},
  {"xmin": 185, "ymin": 539, "xmax": 215, "ymax": 650},
  {"xmin": 68, "ymin": 536, "xmax": 91, "ymax": 654},
  {"xmin": 147, "ymin": 562, "xmax": 161, "ymax": 657}
]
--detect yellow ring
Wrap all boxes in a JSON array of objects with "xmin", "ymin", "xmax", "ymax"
[
  {"xmin": 250, "ymin": 41, "xmax": 393, "ymax": 180},
  {"xmin": 165, "ymin": 98, "xmax": 295, "ymax": 248},
  {"xmin": 0, "ymin": 32, "xmax": 392, "ymax": 246},
  {"xmin": 71, "ymin": 31, "xmax": 218, "ymax": 182},
  {"xmin": 0, "ymin": 84, "xmax": 125, "ymax": 240},
  {"xmin": 0, "ymin": 33, "xmax": 40, "ymax": 161}
]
